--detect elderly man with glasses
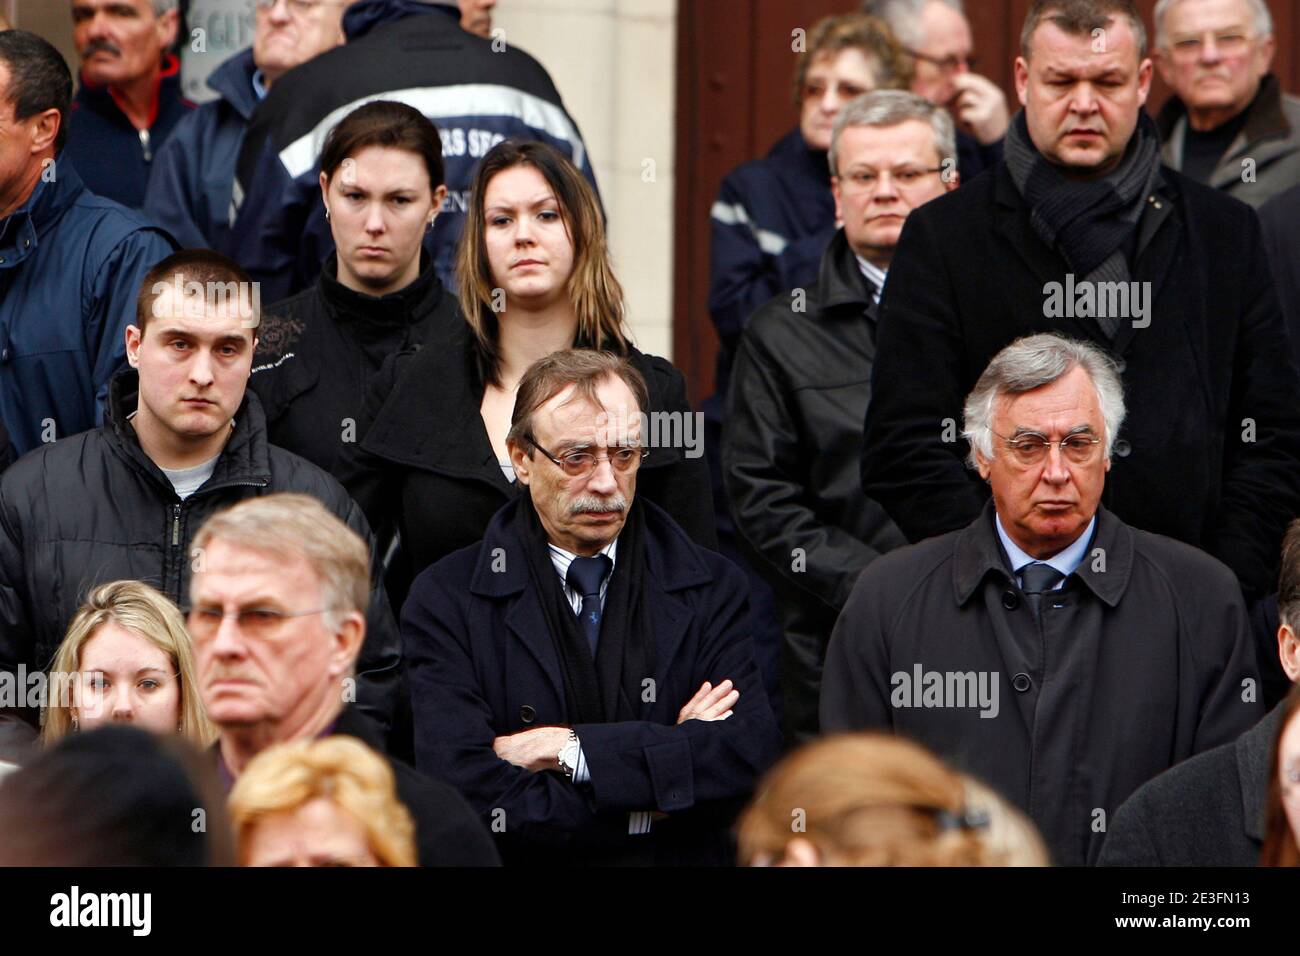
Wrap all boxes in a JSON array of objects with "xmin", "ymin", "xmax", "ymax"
[
  {"xmin": 823, "ymin": 333, "xmax": 1262, "ymax": 866},
  {"xmin": 1153, "ymin": 0, "xmax": 1300, "ymax": 208},
  {"xmin": 864, "ymin": 0, "xmax": 1010, "ymax": 180},
  {"xmin": 401, "ymin": 349, "xmax": 780, "ymax": 866},
  {"xmin": 145, "ymin": 0, "xmax": 357, "ymax": 250}
]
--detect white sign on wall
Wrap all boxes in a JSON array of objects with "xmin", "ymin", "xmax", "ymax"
[{"xmin": 182, "ymin": 0, "xmax": 256, "ymax": 103}]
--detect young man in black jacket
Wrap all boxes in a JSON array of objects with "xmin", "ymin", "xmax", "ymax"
[
  {"xmin": 723, "ymin": 89, "xmax": 956, "ymax": 744},
  {"xmin": 0, "ymin": 250, "xmax": 400, "ymax": 758}
]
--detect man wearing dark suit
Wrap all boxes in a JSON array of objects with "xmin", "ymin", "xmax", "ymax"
[
  {"xmin": 188, "ymin": 493, "xmax": 499, "ymax": 867},
  {"xmin": 1099, "ymin": 518, "xmax": 1300, "ymax": 866},
  {"xmin": 860, "ymin": 0, "xmax": 1300, "ymax": 604},
  {"xmin": 402, "ymin": 350, "xmax": 781, "ymax": 865}
]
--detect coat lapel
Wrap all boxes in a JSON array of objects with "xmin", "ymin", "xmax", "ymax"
[{"xmin": 504, "ymin": 587, "xmax": 567, "ymax": 704}]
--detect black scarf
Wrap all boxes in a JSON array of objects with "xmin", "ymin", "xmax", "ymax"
[
  {"xmin": 1003, "ymin": 109, "xmax": 1161, "ymax": 281},
  {"xmin": 518, "ymin": 498, "xmax": 657, "ymax": 725}
]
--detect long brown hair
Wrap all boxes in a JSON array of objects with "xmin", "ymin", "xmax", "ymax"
[
  {"xmin": 456, "ymin": 139, "xmax": 628, "ymax": 387},
  {"xmin": 1260, "ymin": 683, "xmax": 1300, "ymax": 866}
]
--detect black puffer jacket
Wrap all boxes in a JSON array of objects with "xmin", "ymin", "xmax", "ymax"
[
  {"xmin": 249, "ymin": 253, "xmax": 459, "ymax": 477},
  {"xmin": 0, "ymin": 370, "xmax": 400, "ymax": 735},
  {"xmin": 723, "ymin": 229, "xmax": 906, "ymax": 743}
]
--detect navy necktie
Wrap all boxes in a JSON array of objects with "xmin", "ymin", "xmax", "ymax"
[
  {"xmin": 566, "ymin": 555, "xmax": 613, "ymax": 655},
  {"xmin": 1019, "ymin": 562, "xmax": 1065, "ymax": 622}
]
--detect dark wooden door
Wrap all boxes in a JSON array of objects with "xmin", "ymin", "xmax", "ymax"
[{"xmin": 673, "ymin": 0, "xmax": 1300, "ymax": 404}]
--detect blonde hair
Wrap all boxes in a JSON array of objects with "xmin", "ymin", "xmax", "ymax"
[
  {"xmin": 228, "ymin": 736, "xmax": 417, "ymax": 867},
  {"xmin": 736, "ymin": 733, "xmax": 1049, "ymax": 866},
  {"xmin": 190, "ymin": 493, "xmax": 370, "ymax": 632},
  {"xmin": 456, "ymin": 139, "xmax": 629, "ymax": 387},
  {"xmin": 42, "ymin": 580, "xmax": 216, "ymax": 747}
]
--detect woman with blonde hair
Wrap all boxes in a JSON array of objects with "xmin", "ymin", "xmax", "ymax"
[
  {"xmin": 737, "ymin": 732, "xmax": 1048, "ymax": 866},
  {"xmin": 229, "ymin": 735, "xmax": 417, "ymax": 867},
  {"xmin": 42, "ymin": 580, "xmax": 215, "ymax": 746},
  {"xmin": 340, "ymin": 138, "xmax": 714, "ymax": 609}
]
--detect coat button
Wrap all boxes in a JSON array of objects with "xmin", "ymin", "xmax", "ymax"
[
  {"xmin": 1012, "ymin": 673, "xmax": 1032, "ymax": 693},
  {"xmin": 1113, "ymin": 439, "xmax": 1131, "ymax": 458},
  {"xmin": 518, "ymin": 705, "xmax": 536, "ymax": 724},
  {"xmin": 1002, "ymin": 590, "xmax": 1020, "ymax": 610}
]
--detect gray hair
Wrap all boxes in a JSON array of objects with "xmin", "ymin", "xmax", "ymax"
[
  {"xmin": 861, "ymin": 0, "xmax": 965, "ymax": 50},
  {"xmin": 961, "ymin": 334, "xmax": 1126, "ymax": 469},
  {"xmin": 829, "ymin": 89, "xmax": 956, "ymax": 176},
  {"xmin": 152, "ymin": 0, "xmax": 180, "ymax": 14},
  {"xmin": 1153, "ymin": 0, "xmax": 1273, "ymax": 48}
]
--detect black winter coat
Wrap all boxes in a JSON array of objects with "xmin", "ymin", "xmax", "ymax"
[
  {"xmin": 249, "ymin": 253, "xmax": 459, "ymax": 477},
  {"xmin": 1097, "ymin": 706, "xmax": 1279, "ymax": 866},
  {"xmin": 402, "ymin": 496, "xmax": 780, "ymax": 865},
  {"xmin": 724, "ymin": 229, "xmax": 906, "ymax": 742},
  {"xmin": 0, "ymin": 371, "xmax": 401, "ymax": 736},
  {"xmin": 337, "ymin": 324, "xmax": 717, "ymax": 610},
  {"xmin": 331, "ymin": 705, "xmax": 500, "ymax": 866},
  {"xmin": 861, "ymin": 162, "xmax": 1300, "ymax": 602},
  {"xmin": 821, "ymin": 502, "xmax": 1263, "ymax": 866}
]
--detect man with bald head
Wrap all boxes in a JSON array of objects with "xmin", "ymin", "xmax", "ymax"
[{"xmin": 402, "ymin": 349, "xmax": 779, "ymax": 865}]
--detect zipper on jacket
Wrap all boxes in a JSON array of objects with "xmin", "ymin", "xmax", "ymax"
[
  {"xmin": 171, "ymin": 503, "xmax": 181, "ymax": 546},
  {"xmin": 140, "ymin": 128, "xmax": 152, "ymax": 163}
]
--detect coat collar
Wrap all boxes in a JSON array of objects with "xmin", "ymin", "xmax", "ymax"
[
  {"xmin": 206, "ymin": 48, "xmax": 260, "ymax": 121},
  {"xmin": 0, "ymin": 158, "xmax": 85, "ymax": 270},
  {"xmin": 317, "ymin": 251, "xmax": 443, "ymax": 332},
  {"xmin": 1238, "ymin": 704, "xmax": 1283, "ymax": 842},
  {"xmin": 816, "ymin": 228, "xmax": 876, "ymax": 318},
  {"xmin": 1157, "ymin": 74, "xmax": 1290, "ymax": 163},
  {"xmin": 75, "ymin": 53, "xmax": 185, "ymax": 130},
  {"xmin": 104, "ymin": 367, "xmax": 273, "ymax": 492},
  {"xmin": 953, "ymin": 499, "xmax": 1132, "ymax": 608},
  {"xmin": 466, "ymin": 496, "xmax": 714, "ymax": 701},
  {"xmin": 343, "ymin": 0, "xmax": 458, "ymax": 40}
]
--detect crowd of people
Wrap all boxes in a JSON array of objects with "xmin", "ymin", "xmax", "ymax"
[{"xmin": 1, "ymin": 0, "xmax": 1300, "ymax": 869}]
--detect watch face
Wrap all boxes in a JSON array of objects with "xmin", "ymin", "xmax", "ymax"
[{"xmin": 560, "ymin": 741, "xmax": 579, "ymax": 770}]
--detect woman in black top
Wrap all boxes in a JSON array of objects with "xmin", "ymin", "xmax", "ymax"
[
  {"xmin": 339, "ymin": 140, "xmax": 715, "ymax": 608},
  {"xmin": 249, "ymin": 101, "xmax": 459, "ymax": 476}
]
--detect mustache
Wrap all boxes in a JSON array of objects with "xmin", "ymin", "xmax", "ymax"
[
  {"xmin": 83, "ymin": 39, "xmax": 122, "ymax": 58},
  {"xmin": 569, "ymin": 494, "xmax": 628, "ymax": 515}
]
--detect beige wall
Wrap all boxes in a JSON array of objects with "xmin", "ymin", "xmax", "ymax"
[
  {"xmin": 11, "ymin": 0, "xmax": 76, "ymax": 68},
  {"xmin": 497, "ymin": 0, "xmax": 678, "ymax": 360}
]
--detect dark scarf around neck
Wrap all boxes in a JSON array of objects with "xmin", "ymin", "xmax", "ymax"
[
  {"xmin": 518, "ymin": 498, "xmax": 656, "ymax": 725},
  {"xmin": 1003, "ymin": 108, "xmax": 1161, "ymax": 278}
]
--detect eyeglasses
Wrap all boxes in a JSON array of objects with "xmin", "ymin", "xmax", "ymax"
[
  {"xmin": 994, "ymin": 431, "xmax": 1103, "ymax": 466},
  {"xmin": 255, "ymin": 0, "xmax": 348, "ymax": 15},
  {"xmin": 187, "ymin": 605, "xmax": 328, "ymax": 640},
  {"xmin": 801, "ymin": 80, "xmax": 871, "ymax": 104},
  {"xmin": 529, "ymin": 438, "xmax": 648, "ymax": 478},
  {"xmin": 1167, "ymin": 31, "xmax": 1254, "ymax": 61},
  {"xmin": 840, "ymin": 165, "xmax": 945, "ymax": 191},
  {"xmin": 905, "ymin": 48, "xmax": 978, "ymax": 73}
]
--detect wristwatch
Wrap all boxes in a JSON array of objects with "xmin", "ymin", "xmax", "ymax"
[{"xmin": 558, "ymin": 730, "xmax": 580, "ymax": 780}]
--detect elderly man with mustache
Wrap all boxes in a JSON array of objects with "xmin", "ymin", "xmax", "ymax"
[
  {"xmin": 400, "ymin": 349, "xmax": 780, "ymax": 866},
  {"xmin": 64, "ymin": 0, "xmax": 192, "ymax": 209}
]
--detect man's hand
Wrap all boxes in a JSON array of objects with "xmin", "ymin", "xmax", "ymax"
[
  {"xmin": 677, "ymin": 679, "xmax": 739, "ymax": 724},
  {"xmin": 492, "ymin": 726, "xmax": 571, "ymax": 773},
  {"xmin": 950, "ymin": 73, "xmax": 1010, "ymax": 145}
]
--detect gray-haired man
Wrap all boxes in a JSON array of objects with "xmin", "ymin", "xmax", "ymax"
[
  {"xmin": 822, "ymin": 333, "xmax": 1261, "ymax": 865},
  {"xmin": 1152, "ymin": 0, "xmax": 1300, "ymax": 207},
  {"xmin": 724, "ymin": 90, "xmax": 956, "ymax": 745}
]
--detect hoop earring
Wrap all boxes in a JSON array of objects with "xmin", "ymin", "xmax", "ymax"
[
  {"xmin": 324, "ymin": 206, "xmax": 331, "ymax": 221},
  {"xmin": 71, "ymin": 714, "xmax": 79, "ymax": 731}
]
